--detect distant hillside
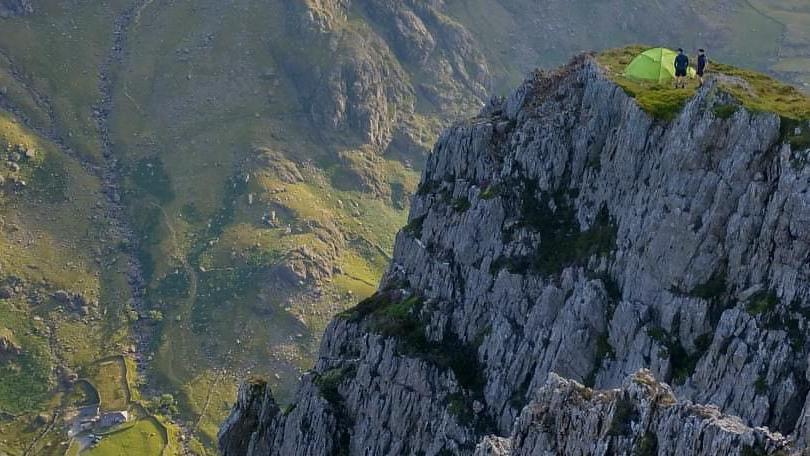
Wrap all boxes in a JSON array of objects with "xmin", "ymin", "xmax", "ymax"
[{"xmin": 449, "ymin": 0, "xmax": 810, "ymax": 91}]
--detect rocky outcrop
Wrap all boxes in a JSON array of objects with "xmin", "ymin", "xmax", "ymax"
[
  {"xmin": 475, "ymin": 370, "xmax": 791, "ymax": 455},
  {"xmin": 220, "ymin": 55, "xmax": 810, "ymax": 455},
  {"xmin": 220, "ymin": 379, "xmax": 275, "ymax": 456},
  {"xmin": 52, "ymin": 290, "xmax": 95, "ymax": 316},
  {"xmin": 0, "ymin": 0, "xmax": 32, "ymax": 18},
  {"xmin": 0, "ymin": 327, "xmax": 22, "ymax": 362}
]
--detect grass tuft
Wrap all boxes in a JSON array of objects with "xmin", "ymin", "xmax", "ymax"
[
  {"xmin": 451, "ymin": 196, "xmax": 471, "ymax": 212},
  {"xmin": 713, "ymin": 104, "xmax": 738, "ymax": 120},
  {"xmin": 314, "ymin": 366, "xmax": 354, "ymax": 406},
  {"xmin": 746, "ymin": 290, "xmax": 779, "ymax": 315}
]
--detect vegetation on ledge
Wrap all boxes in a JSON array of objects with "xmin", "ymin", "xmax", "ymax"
[{"xmin": 597, "ymin": 46, "xmax": 810, "ymax": 122}]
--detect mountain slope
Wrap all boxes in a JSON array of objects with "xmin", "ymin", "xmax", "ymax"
[{"xmin": 218, "ymin": 53, "xmax": 810, "ymax": 454}]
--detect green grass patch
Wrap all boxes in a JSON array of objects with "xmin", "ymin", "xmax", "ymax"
[
  {"xmin": 596, "ymin": 46, "xmax": 697, "ymax": 121},
  {"xmin": 86, "ymin": 358, "xmax": 130, "ymax": 412},
  {"xmin": 451, "ymin": 196, "xmax": 471, "ymax": 212},
  {"xmin": 688, "ymin": 269, "xmax": 728, "ymax": 301},
  {"xmin": 0, "ymin": 349, "xmax": 52, "ymax": 414},
  {"xmin": 0, "ymin": 1, "xmax": 129, "ymax": 161},
  {"xmin": 480, "ymin": 184, "xmax": 501, "ymax": 200},
  {"xmin": 713, "ymin": 104, "xmax": 739, "ymax": 119},
  {"xmin": 710, "ymin": 62, "xmax": 810, "ymax": 120},
  {"xmin": 0, "ymin": 306, "xmax": 52, "ymax": 414},
  {"xmin": 314, "ymin": 366, "xmax": 355, "ymax": 406},
  {"xmin": 82, "ymin": 417, "xmax": 167, "ymax": 456},
  {"xmin": 510, "ymin": 184, "xmax": 617, "ymax": 275},
  {"xmin": 624, "ymin": 85, "xmax": 695, "ymax": 121},
  {"xmin": 375, "ymin": 295, "xmax": 422, "ymax": 321},
  {"xmin": 781, "ymin": 118, "xmax": 810, "ymax": 150},
  {"xmin": 130, "ymin": 157, "xmax": 175, "ymax": 204},
  {"xmin": 341, "ymin": 290, "xmax": 487, "ymax": 395},
  {"xmin": 403, "ymin": 215, "xmax": 425, "ymax": 237},
  {"xmin": 151, "ymin": 269, "xmax": 191, "ymax": 301},
  {"xmin": 178, "ymin": 372, "xmax": 238, "ymax": 449},
  {"xmin": 746, "ymin": 290, "xmax": 779, "ymax": 315},
  {"xmin": 189, "ymin": 266, "xmax": 259, "ymax": 333},
  {"xmin": 29, "ymin": 151, "xmax": 70, "ymax": 204}
]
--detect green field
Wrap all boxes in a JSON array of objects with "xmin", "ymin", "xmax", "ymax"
[
  {"xmin": 82, "ymin": 417, "xmax": 167, "ymax": 456},
  {"xmin": 88, "ymin": 358, "xmax": 131, "ymax": 412}
]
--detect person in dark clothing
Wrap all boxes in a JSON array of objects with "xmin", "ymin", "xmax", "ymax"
[
  {"xmin": 674, "ymin": 48, "xmax": 689, "ymax": 88},
  {"xmin": 697, "ymin": 49, "xmax": 708, "ymax": 86}
]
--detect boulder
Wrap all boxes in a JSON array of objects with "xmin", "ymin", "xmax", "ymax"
[
  {"xmin": 0, "ymin": 286, "xmax": 13, "ymax": 299},
  {"xmin": 0, "ymin": 328, "xmax": 22, "ymax": 361}
]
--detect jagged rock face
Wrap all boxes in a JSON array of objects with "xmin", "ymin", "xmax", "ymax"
[
  {"xmin": 220, "ymin": 380, "xmax": 275, "ymax": 456},
  {"xmin": 475, "ymin": 370, "xmax": 791, "ymax": 456},
  {"xmin": 0, "ymin": 0, "xmax": 32, "ymax": 18},
  {"xmin": 220, "ymin": 56, "xmax": 810, "ymax": 455}
]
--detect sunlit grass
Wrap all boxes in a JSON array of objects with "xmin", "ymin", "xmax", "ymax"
[{"xmin": 597, "ymin": 45, "xmax": 810, "ymax": 121}]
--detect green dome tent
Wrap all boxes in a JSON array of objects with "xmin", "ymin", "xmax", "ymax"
[{"xmin": 623, "ymin": 47, "xmax": 696, "ymax": 83}]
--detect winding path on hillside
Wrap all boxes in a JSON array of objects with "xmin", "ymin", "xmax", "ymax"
[{"xmin": 153, "ymin": 202, "xmax": 253, "ymax": 439}]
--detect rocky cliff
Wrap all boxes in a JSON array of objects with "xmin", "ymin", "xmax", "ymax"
[
  {"xmin": 475, "ymin": 370, "xmax": 790, "ymax": 456},
  {"xmin": 0, "ymin": 0, "xmax": 32, "ymax": 18},
  {"xmin": 218, "ymin": 54, "xmax": 810, "ymax": 455}
]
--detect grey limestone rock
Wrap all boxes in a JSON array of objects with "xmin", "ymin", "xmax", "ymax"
[{"xmin": 0, "ymin": 0, "xmax": 32, "ymax": 18}]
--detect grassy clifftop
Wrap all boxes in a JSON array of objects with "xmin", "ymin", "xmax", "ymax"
[{"xmin": 597, "ymin": 46, "xmax": 810, "ymax": 121}]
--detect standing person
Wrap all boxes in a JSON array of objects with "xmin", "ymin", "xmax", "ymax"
[
  {"xmin": 697, "ymin": 49, "xmax": 708, "ymax": 86},
  {"xmin": 674, "ymin": 48, "xmax": 689, "ymax": 88}
]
